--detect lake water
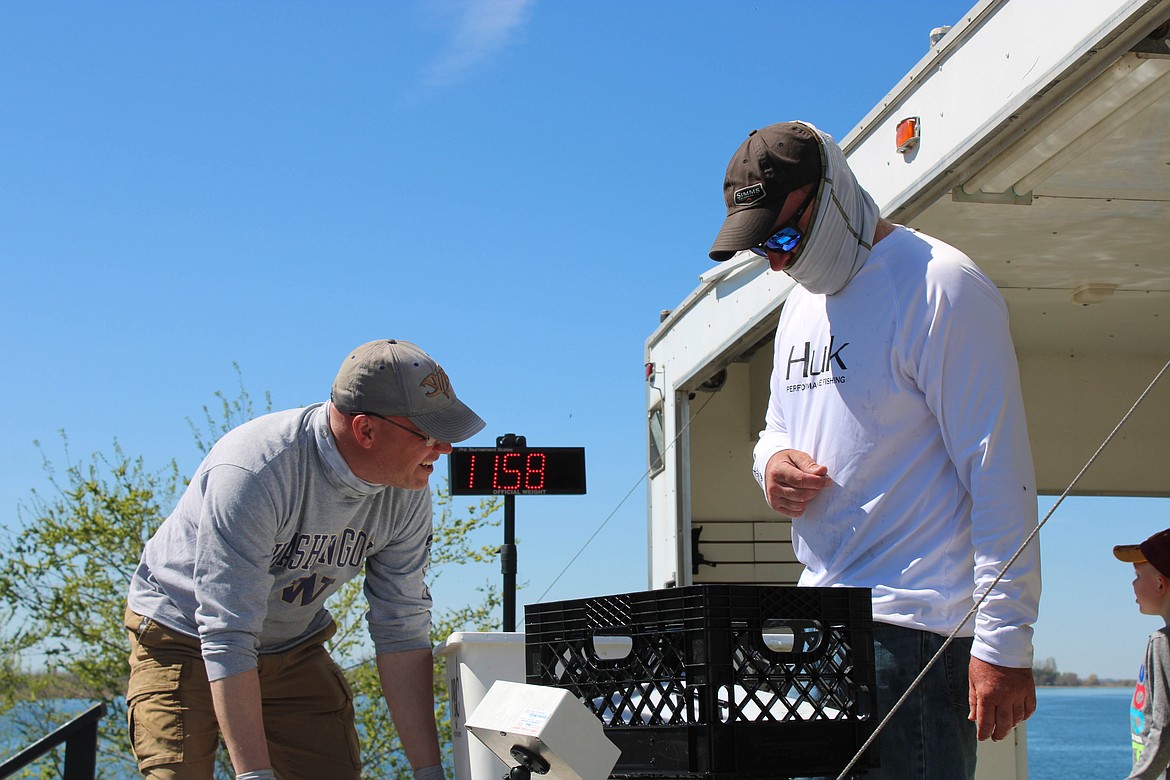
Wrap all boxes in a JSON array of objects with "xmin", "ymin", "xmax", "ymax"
[
  {"xmin": 1029, "ymin": 686, "xmax": 1133, "ymax": 780},
  {"xmin": 0, "ymin": 686, "xmax": 1139, "ymax": 779}
]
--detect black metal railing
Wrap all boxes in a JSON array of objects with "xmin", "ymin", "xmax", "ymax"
[{"xmin": 0, "ymin": 701, "xmax": 107, "ymax": 779}]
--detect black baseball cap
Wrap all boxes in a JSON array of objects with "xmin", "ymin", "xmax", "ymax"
[
  {"xmin": 1114, "ymin": 528, "xmax": 1170, "ymax": 579},
  {"xmin": 709, "ymin": 122, "xmax": 823, "ymax": 262}
]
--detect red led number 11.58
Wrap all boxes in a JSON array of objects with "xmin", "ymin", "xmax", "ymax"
[
  {"xmin": 448, "ymin": 447, "xmax": 586, "ymax": 496},
  {"xmin": 466, "ymin": 451, "xmax": 547, "ymax": 491}
]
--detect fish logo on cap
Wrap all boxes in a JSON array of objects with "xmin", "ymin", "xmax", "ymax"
[{"xmin": 421, "ymin": 365, "xmax": 453, "ymax": 399}]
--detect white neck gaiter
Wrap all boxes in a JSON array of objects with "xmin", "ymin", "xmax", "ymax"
[{"xmin": 783, "ymin": 123, "xmax": 880, "ymax": 295}]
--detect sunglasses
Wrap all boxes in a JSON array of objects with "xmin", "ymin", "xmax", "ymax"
[
  {"xmin": 749, "ymin": 186, "xmax": 818, "ymax": 257},
  {"xmin": 352, "ymin": 412, "xmax": 439, "ymax": 447}
]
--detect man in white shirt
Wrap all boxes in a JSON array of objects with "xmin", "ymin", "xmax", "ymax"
[{"xmin": 709, "ymin": 121, "xmax": 1041, "ymax": 780}]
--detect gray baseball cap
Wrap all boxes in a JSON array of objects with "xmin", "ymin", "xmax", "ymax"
[{"xmin": 331, "ymin": 339, "xmax": 485, "ymax": 443}]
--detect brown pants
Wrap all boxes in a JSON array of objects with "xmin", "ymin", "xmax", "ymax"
[{"xmin": 125, "ymin": 607, "xmax": 362, "ymax": 780}]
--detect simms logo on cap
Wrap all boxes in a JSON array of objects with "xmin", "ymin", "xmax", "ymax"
[{"xmin": 734, "ymin": 183, "xmax": 766, "ymax": 206}]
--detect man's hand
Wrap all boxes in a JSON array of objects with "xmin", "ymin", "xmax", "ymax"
[
  {"xmin": 763, "ymin": 449, "xmax": 831, "ymax": 516},
  {"xmin": 968, "ymin": 657, "xmax": 1036, "ymax": 741}
]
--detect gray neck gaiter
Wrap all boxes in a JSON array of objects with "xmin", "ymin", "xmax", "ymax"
[{"xmin": 783, "ymin": 123, "xmax": 880, "ymax": 295}]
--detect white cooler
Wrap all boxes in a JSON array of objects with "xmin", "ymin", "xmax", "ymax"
[{"xmin": 435, "ymin": 632, "xmax": 526, "ymax": 780}]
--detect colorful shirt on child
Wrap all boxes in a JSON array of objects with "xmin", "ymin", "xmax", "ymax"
[{"xmin": 1130, "ymin": 627, "xmax": 1170, "ymax": 779}]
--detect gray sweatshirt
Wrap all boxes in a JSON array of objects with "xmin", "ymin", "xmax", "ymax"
[
  {"xmin": 127, "ymin": 403, "xmax": 433, "ymax": 681},
  {"xmin": 1129, "ymin": 627, "xmax": 1170, "ymax": 780}
]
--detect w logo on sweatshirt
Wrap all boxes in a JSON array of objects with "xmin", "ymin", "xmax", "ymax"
[{"xmin": 282, "ymin": 573, "xmax": 336, "ymax": 607}]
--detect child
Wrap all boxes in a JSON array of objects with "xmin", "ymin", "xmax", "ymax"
[{"xmin": 1116, "ymin": 528, "xmax": 1170, "ymax": 779}]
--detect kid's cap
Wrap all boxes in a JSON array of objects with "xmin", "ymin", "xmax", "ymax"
[
  {"xmin": 331, "ymin": 339, "xmax": 485, "ymax": 443},
  {"xmin": 1114, "ymin": 528, "xmax": 1170, "ymax": 579}
]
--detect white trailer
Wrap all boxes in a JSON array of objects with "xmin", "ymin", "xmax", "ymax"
[{"xmin": 644, "ymin": 0, "xmax": 1170, "ymax": 776}]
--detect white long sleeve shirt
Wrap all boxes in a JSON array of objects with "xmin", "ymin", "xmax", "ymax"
[{"xmin": 753, "ymin": 225, "xmax": 1041, "ymax": 668}]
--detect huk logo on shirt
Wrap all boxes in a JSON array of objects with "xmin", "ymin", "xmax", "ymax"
[
  {"xmin": 785, "ymin": 337, "xmax": 850, "ymax": 380},
  {"xmin": 421, "ymin": 365, "xmax": 453, "ymax": 399}
]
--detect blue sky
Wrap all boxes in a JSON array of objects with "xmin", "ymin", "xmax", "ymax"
[{"xmin": 2, "ymin": 0, "xmax": 1166, "ymax": 681}]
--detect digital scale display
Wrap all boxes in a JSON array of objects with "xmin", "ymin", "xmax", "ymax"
[{"xmin": 448, "ymin": 447, "xmax": 586, "ymax": 496}]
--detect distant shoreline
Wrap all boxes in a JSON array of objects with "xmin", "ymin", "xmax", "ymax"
[{"xmin": 1036, "ymin": 682, "xmax": 1134, "ymax": 689}]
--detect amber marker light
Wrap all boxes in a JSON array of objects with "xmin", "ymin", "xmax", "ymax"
[{"xmin": 896, "ymin": 117, "xmax": 921, "ymax": 154}]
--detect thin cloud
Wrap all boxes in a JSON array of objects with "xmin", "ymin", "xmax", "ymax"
[{"xmin": 418, "ymin": 0, "xmax": 534, "ymax": 92}]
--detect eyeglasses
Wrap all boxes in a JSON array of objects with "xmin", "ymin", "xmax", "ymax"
[
  {"xmin": 750, "ymin": 186, "xmax": 818, "ymax": 257},
  {"xmin": 352, "ymin": 412, "xmax": 439, "ymax": 447}
]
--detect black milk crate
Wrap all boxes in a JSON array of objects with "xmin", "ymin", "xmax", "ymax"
[{"xmin": 525, "ymin": 584, "xmax": 877, "ymax": 779}]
